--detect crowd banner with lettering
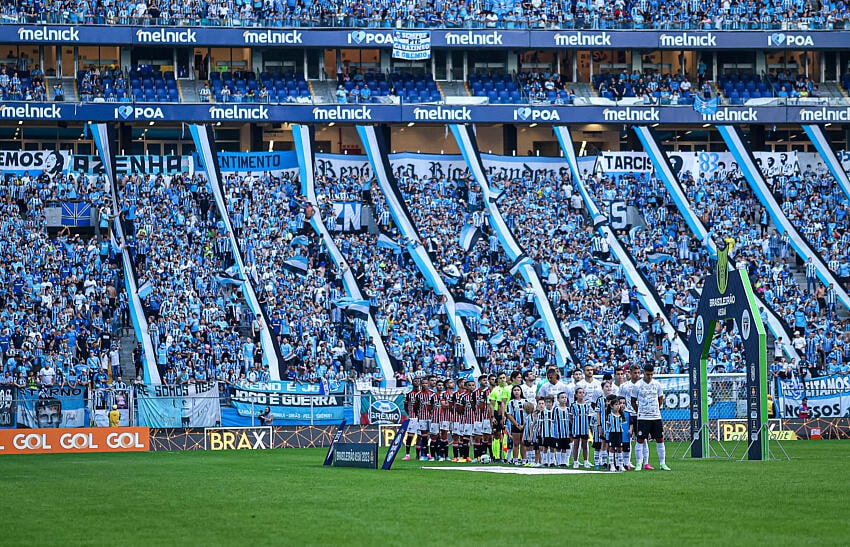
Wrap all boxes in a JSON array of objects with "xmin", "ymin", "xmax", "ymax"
[
  {"xmin": 136, "ymin": 381, "xmax": 221, "ymax": 428},
  {"xmin": 392, "ymin": 30, "xmax": 431, "ymax": 60},
  {"xmin": 201, "ymin": 151, "xmax": 299, "ymax": 178},
  {"xmin": 777, "ymin": 374, "xmax": 850, "ymax": 419},
  {"xmin": 70, "ymin": 154, "xmax": 193, "ymax": 176},
  {"xmin": 654, "ymin": 374, "xmax": 740, "ymax": 421},
  {"xmin": 16, "ymin": 386, "xmax": 89, "ymax": 428},
  {"xmin": 0, "ymin": 386, "xmax": 15, "ymax": 428},
  {"xmin": 230, "ymin": 380, "xmax": 347, "ymax": 425},
  {"xmin": 331, "ymin": 201, "xmax": 362, "ymax": 232},
  {"xmin": 357, "ymin": 387, "xmax": 407, "ymax": 425},
  {"xmin": 0, "ymin": 150, "xmax": 69, "ymax": 178}
]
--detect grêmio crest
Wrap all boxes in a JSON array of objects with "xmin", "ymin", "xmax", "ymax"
[{"xmin": 716, "ymin": 244, "xmax": 729, "ymax": 294}]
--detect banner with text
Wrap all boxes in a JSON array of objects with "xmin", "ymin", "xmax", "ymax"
[
  {"xmin": 136, "ymin": 381, "xmax": 221, "ymax": 428},
  {"xmin": 777, "ymin": 374, "xmax": 850, "ymax": 419},
  {"xmin": 230, "ymin": 380, "xmax": 346, "ymax": 425},
  {"xmin": 392, "ymin": 31, "xmax": 431, "ymax": 60},
  {"xmin": 16, "ymin": 386, "xmax": 88, "ymax": 428},
  {"xmin": 0, "ymin": 150, "xmax": 69, "ymax": 178},
  {"xmin": 357, "ymin": 388, "xmax": 407, "ymax": 425},
  {"xmin": 204, "ymin": 151, "xmax": 299, "ymax": 178}
]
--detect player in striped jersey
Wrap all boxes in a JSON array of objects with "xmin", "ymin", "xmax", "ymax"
[
  {"xmin": 536, "ymin": 396, "xmax": 557, "ymax": 467},
  {"xmin": 570, "ymin": 387, "xmax": 593, "ymax": 469},
  {"xmin": 415, "ymin": 379, "xmax": 434, "ymax": 461},
  {"xmin": 473, "ymin": 375, "xmax": 492, "ymax": 462},
  {"xmin": 401, "ymin": 377, "xmax": 420, "ymax": 461},
  {"xmin": 454, "ymin": 379, "xmax": 477, "ymax": 462},
  {"xmin": 432, "ymin": 380, "xmax": 452, "ymax": 461},
  {"xmin": 593, "ymin": 380, "xmax": 614, "ymax": 469},
  {"xmin": 553, "ymin": 392, "xmax": 572, "ymax": 467},
  {"xmin": 505, "ymin": 385, "xmax": 526, "ymax": 465}
]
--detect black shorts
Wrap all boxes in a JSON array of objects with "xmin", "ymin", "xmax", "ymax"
[
  {"xmin": 592, "ymin": 440, "xmax": 602, "ymax": 450},
  {"xmin": 523, "ymin": 440, "xmax": 533, "ymax": 448},
  {"xmin": 555, "ymin": 438, "xmax": 571, "ymax": 450},
  {"xmin": 542, "ymin": 437, "xmax": 556, "ymax": 449},
  {"xmin": 608, "ymin": 432, "xmax": 623, "ymax": 449},
  {"xmin": 572, "ymin": 434, "xmax": 588, "ymax": 440},
  {"xmin": 636, "ymin": 419, "xmax": 664, "ymax": 442},
  {"xmin": 493, "ymin": 413, "xmax": 506, "ymax": 432}
]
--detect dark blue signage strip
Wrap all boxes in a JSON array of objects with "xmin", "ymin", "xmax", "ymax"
[{"xmin": 2, "ymin": 26, "xmax": 849, "ymax": 49}]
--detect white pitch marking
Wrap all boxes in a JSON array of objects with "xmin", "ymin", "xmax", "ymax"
[{"xmin": 421, "ymin": 466, "xmax": 611, "ymax": 475}]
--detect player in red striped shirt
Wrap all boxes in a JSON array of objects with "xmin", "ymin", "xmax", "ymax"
[
  {"xmin": 401, "ymin": 378, "xmax": 421, "ymax": 461},
  {"xmin": 415, "ymin": 379, "xmax": 434, "ymax": 462}
]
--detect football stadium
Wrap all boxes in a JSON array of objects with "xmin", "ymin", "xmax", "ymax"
[{"xmin": 0, "ymin": 3, "xmax": 848, "ymax": 545}]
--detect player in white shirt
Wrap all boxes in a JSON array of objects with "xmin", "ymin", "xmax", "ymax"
[
  {"xmin": 536, "ymin": 368, "xmax": 567, "ymax": 402},
  {"xmin": 520, "ymin": 369, "xmax": 538, "ymax": 405},
  {"xmin": 576, "ymin": 364, "xmax": 603, "ymax": 407},
  {"xmin": 630, "ymin": 363, "xmax": 670, "ymax": 471},
  {"xmin": 620, "ymin": 364, "xmax": 641, "ymax": 470},
  {"xmin": 564, "ymin": 368, "xmax": 583, "ymax": 403}
]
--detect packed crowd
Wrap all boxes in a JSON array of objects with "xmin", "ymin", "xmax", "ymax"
[
  {"xmin": 4, "ymin": 0, "xmax": 846, "ymax": 29},
  {"xmin": 0, "ymin": 167, "xmax": 128, "ymax": 394},
  {"xmin": 313, "ymin": 173, "xmax": 461, "ymax": 380},
  {"xmin": 596, "ymin": 71, "xmax": 706, "ymax": 104}
]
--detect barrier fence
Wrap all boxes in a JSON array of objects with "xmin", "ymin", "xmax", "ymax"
[{"xmin": 1, "ymin": 373, "xmax": 847, "ymax": 431}]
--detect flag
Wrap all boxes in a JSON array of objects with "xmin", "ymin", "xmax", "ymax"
[
  {"xmin": 509, "ymin": 255, "xmax": 532, "ymax": 277},
  {"xmin": 693, "ymin": 95, "xmax": 719, "ymax": 115},
  {"xmin": 488, "ymin": 187, "xmax": 506, "ymax": 204},
  {"xmin": 455, "ymin": 296, "xmax": 482, "ymax": 318},
  {"xmin": 377, "ymin": 232, "xmax": 402, "ymax": 252},
  {"xmin": 592, "ymin": 213, "xmax": 608, "ymax": 227},
  {"xmin": 282, "ymin": 255, "xmax": 309, "ymax": 276},
  {"xmin": 647, "ymin": 252, "xmax": 676, "ymax": 263},
  {"xmin": 629, "ymin": 225, "xmax": 643, "ymax": 240},
  {"xmin": 341, "ymin": 301, "xmax": 370, "ymax": 319},
  {"xmin": 458, "ymin": 225, "xmax": 482, "ymax": 252},
  {"xmin": 137, "ymin": 280, "xmax": 154, "ymax": 299},
  {"xmin": 213, "ymin": 270, "xmax": 244, "ymax": 287},
  {"xmin": 289, "ymin": 235, "xmax": 310, "ymax": 248},
  {"xmin": 110, "ymin": 231, "xmax": 121, "ymax": 253},
  {"xmin": 594, "ymin": 258, "xmax": 619, "ymax": 270},
  {"xmin": 530, "ymin": 317, "xmax": 545, "ymax": 330},
  {"xmin": 443, "ymin": 264, "xmax": 462, "ymax": 285},
  {"xmin": 61, "ymin": 202, "xmax": 91, "ymax": 227},
  {"xmin": 623, "ymin": 314, "xmax": 641, "ymax": 334},
  {"xmin": 489, "ymin": 331, "xmax": 506, "ymax": 346},
  {"xmin": 568, "ymin": 320, "xmax": 592, "ymax": 334}
]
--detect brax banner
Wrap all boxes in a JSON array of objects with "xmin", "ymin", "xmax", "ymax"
[
  {"xmin": 230, "ymin": 380, "xmax": 347, "ymax": 425},
  {"xmin": 136, "ymin": 381, "xmax": 221, "ymax": 428},
  {"xmin": 71, "ymin": 155, "xmax": 192, "ymax": 176},
  {"xmin": 205, "ymin": 426, "xmax": 273, "ymax": 450},
  {"xmin": 4, "ymin": 26, "xmax": 849, "ymax": 49}
]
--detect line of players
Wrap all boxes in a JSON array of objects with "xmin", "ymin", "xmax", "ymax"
[{"xmin": 401, "ymin": 363, "xmax": 670, "ymax": 471}]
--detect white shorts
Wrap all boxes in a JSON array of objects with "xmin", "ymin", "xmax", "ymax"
[
  {"xmin": 406, "ymin": 418, "xmax": 419, "ymax": 432},
  {"xmin": 440, "ymin": 420, "xmax": 451, "ymax": 431},
  {"xmin": 418, "ymin": 419, "xmax": 431, "ymax": 433},
  {"xmin": 474, "ymin": 420, "xmax": 492, "ymax": 435},
  {"xmin": 429, "ymin": 422, "xmax": 440, "ymax": 435},
  {"xmin": 461, "ymin": 423, "xmax": 474, "ymax": 436},
  {"xmin": 452, "ymin": 421, "xmax": 462, "ymax": 435}
]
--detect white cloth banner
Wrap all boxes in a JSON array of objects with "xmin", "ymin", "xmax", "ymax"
[{"xmin": 136, "ymin": 381, "xmax": 221, "ymax": 428}]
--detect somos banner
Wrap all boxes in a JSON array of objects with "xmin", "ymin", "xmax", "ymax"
[
  {"xmin": 0, "ymin": 427, "xmax": 149, "ymax": 454},
  {"xmin": 231, "ymin": 380, "xmax": 346, "ymax": 425},
  {"xmin": 136, "ymin": 381, "xmax": 221, "ymax": 428},
  {"xmin": 778, "ymin": 374, "xmax": 850, "ymax": 419}
]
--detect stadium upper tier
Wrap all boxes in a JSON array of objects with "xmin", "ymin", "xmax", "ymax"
[{"xmin": 2, "ymin": 1, "xmax": 848, "ymax": 31}]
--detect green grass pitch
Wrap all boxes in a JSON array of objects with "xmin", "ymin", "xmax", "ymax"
[{"xmin": 0, "ymin": 441, "xmax": 844, "ymax": 546}]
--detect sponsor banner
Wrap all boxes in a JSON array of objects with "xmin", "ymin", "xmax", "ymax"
[
  {"xmin": 2, "ymin": 26, "xmax": 849, "ymax": 49},
  {"xmin": 392, "ymin": 30, "xmax": 431, "ymax": 60},
  {"xmin": 0, "ymin": 427, "xmax": 149, "ymax": 454},
  {"xmin": 0, "ymin": 386, "xmax": 15, "ymax": 428},
  {"xmin": 230, "ymin": 380, "xmax": 347, "ymax": 425},
  {"xmin": 136, "ymin": 381, "xmax": 221, "ymax": 428},
  {"xmin": 70, "ymin": 154, "xmax": 192, "ymax": 176},
  {"xmin": 207, "ymin": 151, "xmax": 299, "ymax": 178},
  {"xmin": 777, "ymin": 374, "xmax": 850, "ymax": 419},
  {"xmin": 0, "ymin": 102, "xmax": 846, "ymax": 124},
  {"xmin": 334, "ymin": 442, "xmax": 378, "ymax": 468},
  {"xmin": 206, "ymin": 426, "xmax": 273, "ymax": 450},
  {"xmin": 0, "ymin": 150, "xmax": 69, "ymax": 177},
  {"xmin": 149, "ymin": 424, "xmax": 378, "ymax": 450},
  {"xmin": 16, "ymin": 386, "xmax": 88, "ymax": 428},
  {"xmin": 717, "ymin": 419, "xmax": 796, "ymax": 441},
  {"xmin": 655, "ymin": 374, "xmax": 739, "ymax": 421}
]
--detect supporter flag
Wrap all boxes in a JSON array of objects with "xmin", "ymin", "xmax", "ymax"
[
  {"xmin": 647, "ymin": 252, "xmax": 676, "ymax": 263},
  {"xmin": 61, "ymin": 202, "xmax": 91, "ymax": 227},
  {"xmin": 458, "ymin": 367, "xmax": 477, "ymax": 382},
  {"xmin": 137, "ymin": 280, "xmax": 154, "ymax": 299},
  {"xmin": 567, "ymin": 319, "xmax": 593, "ymax": 337},
  {"xmin": 377, "ymin": 232, "xmax": 402, "ymax": 252},
  {"xmin": 623, "ymin": 314, "xmax": 641, "ymax": 334},
  {"xmin": 442, "ymin": 264, "xmax": 462, "ymax": 285},
  {"xmin": 509, "ymin": 255, "xmax": 532, "ymax": 277},
  {"xmin": 530, "ymin": 317, "xmax": 545, "ymax": 330},
  {"xmin": 592, "ymin": 213, "xmax": 608, "ymax": 228},
  {"xmin": 629, "ymin": 225, "xmax": 643, "ymax": 240},
  {"xmin": 488, "ymin": 187, "xmax": 506, "ymax": 204},
  {"xmin": 213, "ymin": 269, "xmax": 244, "ymax": 287},
  {"xmin": 336, "ymin": 299, "xmax": 370, "ymax": 319},
  {"xmin": 489, "ymin": 331, "xmax": 506, "ymax": 346},
  {"xmin": 289, "ymin": 235, "xmax": 310, "ymax": 248},
  {"xmin": 693, "ymin": 95, "xmax": 719, "ymax": 116},
  {"xmin": 282, "ymin": 255, "xmax": 309, "ymax": 276},
  {"xmin": 454, "ymin": 296, "xmax": 482, "ymax": 318},
  {"xmin": 110, "ymin": 231, "xmax": 121, "ymax": 253},
  {"xmin": 594, "ymin": 258, "xmax": 619, "ymax": 270},
  {"xmin": 458, "ymin": 225, "xmax": 482, "ymax": 252}
]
